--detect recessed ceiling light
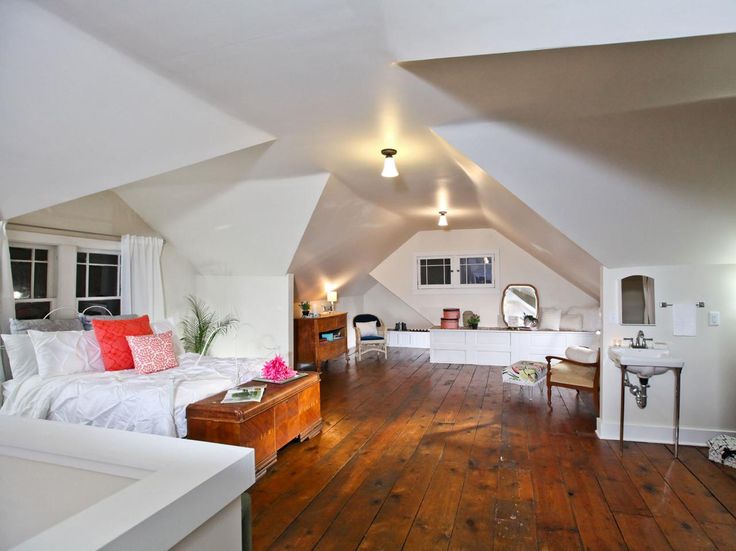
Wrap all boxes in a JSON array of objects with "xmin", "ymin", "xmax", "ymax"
[
  {"xmin": 438, "ymin": 210, "xmax": 448, "ymax": 227},
  {"xmin": 380, "ymin": 148, "xmax": 398, "ymax": 178}
]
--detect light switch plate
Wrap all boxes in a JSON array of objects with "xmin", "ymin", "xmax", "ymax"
[{"xmin": 708, "ymin": 311, "xmax": 720, "ymax": 326}]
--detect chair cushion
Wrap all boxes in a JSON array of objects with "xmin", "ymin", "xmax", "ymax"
[
  {"xmin": 356, "ymin": 321, "xmax": 378, "ymax": 337},
  {"xmin": 566, "ymin": 346, "xmax": 598, "ymax": 364},
  {"xmin": 550, "ymin": 361, "xmax": 596, "ymax": 388},
  {"xmin": 360, "ymin": 335, "xmax": 385, "ymax": 341},
  {"xmin": 354, "ymin": 314, "xmax": 380, "ymax": 326}
]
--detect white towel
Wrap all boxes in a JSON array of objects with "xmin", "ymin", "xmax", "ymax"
[{"xmin": 673, "ymin": 303, "xmax": 696, "ymax": 337}]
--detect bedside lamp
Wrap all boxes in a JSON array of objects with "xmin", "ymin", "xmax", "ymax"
[{"xmin": 327, "ymin": 290, "xmax": 338, "ymax": 312}]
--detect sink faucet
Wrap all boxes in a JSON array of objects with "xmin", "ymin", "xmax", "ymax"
[{"xmin": 625, "ymin": 330, "xmax": 653, "ymax": 349}]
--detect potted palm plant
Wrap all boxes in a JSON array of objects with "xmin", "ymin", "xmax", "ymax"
[
  {"xmin": 299, "ymin": 301, "xmax": 311, "ymax": 318},
  {"xmin": 180, "ymin": 295, "xmax": 238, "ymax": 355}
]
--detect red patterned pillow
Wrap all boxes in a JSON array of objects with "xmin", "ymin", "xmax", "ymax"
[
  {"xmin": 92, "ymin": 315, "xmax": 153, "ymax": 371},
  {"xmin": 126, "ymin": 331, "xmax": 179, "ymax": 374}
]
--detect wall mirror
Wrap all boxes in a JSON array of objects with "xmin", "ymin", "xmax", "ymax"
[
  {"xmin": 502, "ymin": 284, "xmax": 539, "ymax": 328},
  {"xmin": 620, "ymin": 275, "xmax": 656, "ymax": 325}
]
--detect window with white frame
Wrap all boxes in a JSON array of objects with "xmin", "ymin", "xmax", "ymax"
[
  {"xmin": 10, "ymin": 245, "xmax": 55, "ymax": 319},
  {"xmin": 416, "ymin": 252, "xmax": 496, "ymax": 290},
  {"xmin": 76, "ymin": 251, "xmax": 122, "ymax": 315}
]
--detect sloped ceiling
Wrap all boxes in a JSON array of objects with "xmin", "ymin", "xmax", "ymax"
[
  {"xmin": 406, "ymin": 34, "xmax": 736, "ymax": 267},
  {"xmin": 0, "ymin": 0, "xmax": 271, "ymax": 219},
  {"xmin": 115, "ymin": 146, "xmax": 328, "ymax": 276},
  {"xmin": 4, "ymin": 1, "xmax": 736, "ymax": 300}
]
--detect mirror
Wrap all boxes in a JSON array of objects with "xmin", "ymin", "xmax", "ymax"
[
  {"xmin": 502, "ymin": 284, "xmax": 539, "ymax": 328},
  {"xmin": 620, "ymin": 275, "xmax": 656, "ymax": 325}
]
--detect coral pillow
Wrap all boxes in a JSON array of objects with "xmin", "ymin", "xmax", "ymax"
[
  {"xmin": 92, "ymin": 315, "xmax": 153, "ymax": 371},
  {"xmin": 126, "ymin": 331, "xmax": 179, "ymax": 374}
]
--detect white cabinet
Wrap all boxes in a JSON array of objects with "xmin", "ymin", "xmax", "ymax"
[
  {"xmin": 430, "ymin": 329, "xmax": 599, "ymax": 366},
  {"xmin": 387, "ymin": 330, "xmax": 430, "ymax": 349}
]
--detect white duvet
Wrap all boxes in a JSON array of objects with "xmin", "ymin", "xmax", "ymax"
[{"xmin": 0, "ymin": 353, "xmax": 263, "ymax": 438}]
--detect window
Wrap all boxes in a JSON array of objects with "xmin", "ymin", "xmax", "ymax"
[
  {"xmin": 10, "ymin": 245, "xmax": 54, "ymax": 319},
  {"xmin": 459, "ymin": 256, "xmax": 494, "ymax": 285},
  {"xmin": 76, "ymin": 251, "xmax": 121, "ymax": 315},
  {"xmin": 416, "ymin": 252, "xmax": 496, "ymax": 291},
  {"xmin": 418, "ymin": 256, "xmax": 452, "ymax": 288}
]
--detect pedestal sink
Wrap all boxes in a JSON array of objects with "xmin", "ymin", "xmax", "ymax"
[
  {"xmin": 608, "ymin": 345, "xmax": 685, "ymax": 457},
  {"xmin": 608, "ymin": 347, "xmax": 684, "ymax": 377}
]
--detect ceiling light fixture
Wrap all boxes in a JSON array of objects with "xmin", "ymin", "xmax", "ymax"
[
  {"xmin": 380, "ymin": 148, "xmax": 398, "ymax": 178},
  {"xmin": 438, "ymin": 210, "xmax": 448, "ymax": 227}
]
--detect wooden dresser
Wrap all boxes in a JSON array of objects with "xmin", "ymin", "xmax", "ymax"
[
  {"xmin": 186, "ymin": 373, "xmax": 322, "ymax": 478},
  {"xmin": 294, "ymin": 312, "xmax": 349, "ymax": 370}
]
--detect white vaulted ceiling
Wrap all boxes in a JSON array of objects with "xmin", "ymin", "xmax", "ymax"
[{"xmin": 3, "ymin": 1, "xmax": 736, "ymax": 299}]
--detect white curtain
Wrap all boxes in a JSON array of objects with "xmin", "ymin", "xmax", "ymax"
[
  {"xmin": 642, "ymin": 276, "xmax": 655, "ymax": 324},
  {"xmin": 1, "ymin": 221, "xmax": 16, "ymax": 383},
  {"xmin": 120, "ymin": 235, "xmax": 165, "ymax": 322}
]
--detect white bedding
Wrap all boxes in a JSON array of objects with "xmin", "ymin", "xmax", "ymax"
[{"xmin": 0, "ymin": 353, "xmax": 263, "ymax": 438}]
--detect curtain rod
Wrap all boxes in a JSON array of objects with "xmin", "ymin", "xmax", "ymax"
[{"xmin": 7, "ymin": 222, "xmax": 121, "ymax": 241}]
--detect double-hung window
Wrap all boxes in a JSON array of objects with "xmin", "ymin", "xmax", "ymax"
[
  {"xmin": 416, "ymin": 252, "xmax": 496, "ymax": 291},
  {"xmin": 10, "ymin": 245, "xmax": 55, "ymax": 319},
  {"xmin": 76, "ymin": 251, "xmax": 122, "ymax": 315}
]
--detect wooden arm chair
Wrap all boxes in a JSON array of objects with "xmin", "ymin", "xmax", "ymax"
[
  {"xmin": 546, "ymin": 347, "xmax": 600, "ymax": 415},
  {"xmin": 353, "ymin": 314, "xmax": 387, "ymax": 361}
]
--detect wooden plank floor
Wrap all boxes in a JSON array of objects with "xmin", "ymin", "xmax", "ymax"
[{"xmin": 250, "ymin": 348, "xmax": 736, "ymax": 550}]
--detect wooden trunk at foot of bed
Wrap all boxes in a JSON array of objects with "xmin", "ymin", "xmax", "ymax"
[{"xmin": 185, "ymin": 373, "xmax": 322, "ymax": 478}]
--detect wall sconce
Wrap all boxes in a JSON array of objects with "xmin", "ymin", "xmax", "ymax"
[
  {"xmin": 438, "ymin": 210, "xmax": 448, "ymax": 227},
  {"xmin": 381, "ymin": 148, "xmax": 398, "ymax": 178}
]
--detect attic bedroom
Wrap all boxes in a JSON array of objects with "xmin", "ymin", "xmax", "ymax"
[{"xmin": 1, "ymin": 2, "xmax": 735, "ymax": 550}]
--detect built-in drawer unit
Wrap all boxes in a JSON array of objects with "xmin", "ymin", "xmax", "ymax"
[
  {"xmin": 386, "ymin": 330, "xmax": 431, "ymax": 349},
  {"xmin": 430, "ymin": 328, "xmax": 599, "ymax": 366}
]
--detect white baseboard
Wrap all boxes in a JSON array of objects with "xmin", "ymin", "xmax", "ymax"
[{"xmin": 596, "ymin": 419, "xmax": 736, "ymax": 447}]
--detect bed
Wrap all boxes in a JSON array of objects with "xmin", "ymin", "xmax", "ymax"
[{"xmin": 0, "ymin": 353, "xmax": 264, "ymax": 438}]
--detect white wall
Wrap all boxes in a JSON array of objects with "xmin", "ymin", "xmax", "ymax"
[
  {"xmin": 195, "ymin": 275, "xmax": 293, "ymax": 365},
  {"xmin": 370, "ymin": 228, "xmax": 597, "ymax": 327},
  {"xmin": 363, "ymin": 282, "xmax": 432, "ymax": 330},
  {"xmin": 599, "ymin": 264, "xmax": 736, "ymax": 445}
]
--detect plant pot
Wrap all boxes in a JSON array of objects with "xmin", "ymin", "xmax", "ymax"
[
  {"xmin": 469, "ymin": 323, "xmax": 478, "ymax": 330},
  {"xmin": 301, "ymin": 311, "xmax": 310, "ymax": 318}
]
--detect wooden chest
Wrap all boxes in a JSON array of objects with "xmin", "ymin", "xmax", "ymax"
[{"xmin": 186, "ymin": 373, "xmax": 322, "ymax": 478}]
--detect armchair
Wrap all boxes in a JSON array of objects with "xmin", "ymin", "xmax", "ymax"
[
  {"xmin": 353, "ymin": 314, "xmax": 387, "ymax": 361},
  {"xmin": 546, "ymin": 347, "xmax": 600, "ymax": 415}
]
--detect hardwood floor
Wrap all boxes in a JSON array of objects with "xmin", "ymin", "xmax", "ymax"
[{"xmin": 250, "ymin": 348, "xmax": 736, "ymax": 550}]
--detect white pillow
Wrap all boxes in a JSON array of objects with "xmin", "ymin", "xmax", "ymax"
[
  {"xmin": 27, "ymin": 330, "xmax": 105, "ymax": 378},
  {"xmin": 566, "ymin": 345, "xmax": 598, "ymax": 364},
  {"xmin": 356, "ymin": 321, "xmax": 378, "ymax": 337},
  {"xmin": 539, "ymin": 308, "xmax": 562, "ymax": 331},
  {"xmin": 1, "ymin": 334, "xmax": 39, "ymax": 380},
  {"xmin": 151, "ymin": 318, "xmax": 185, "ymax": 357},
  {"xmin": 559, "ymin": 313, "xmax": 583, "ymax": 332},
  {"xmin": 566, "ymin": 306, "xmax": 601, "ymax": 332}
]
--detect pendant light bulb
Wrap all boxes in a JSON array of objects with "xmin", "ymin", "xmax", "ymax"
[
  {"xmin": 438, "ymin": 210, "xmax": 448, "ymax": 227},
  {"xmin": 381, "ymin": 148, "xmax": 398, "ymax": 178}
]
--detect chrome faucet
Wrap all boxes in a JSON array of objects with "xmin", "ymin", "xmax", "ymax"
[{"xmin": 624, "ymin": 330, "xmax": 653, "ymax": 349}]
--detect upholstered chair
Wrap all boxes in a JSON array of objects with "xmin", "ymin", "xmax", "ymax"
[
  {"xmin": 545, "ymin": 346, "xmax": 600, "ymax": 414},
  {"xmin": 353, "ymin": 314, "xmax": 387, "ymax": 361}
]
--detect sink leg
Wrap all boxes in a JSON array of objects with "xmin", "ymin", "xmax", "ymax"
[
  {"xmin": 674, "ymin": 369, "xmax": 681, "ymax": 459},
  {"xmin": 620, "ymin": 367, "xmax": 625, "ymax": 452}
]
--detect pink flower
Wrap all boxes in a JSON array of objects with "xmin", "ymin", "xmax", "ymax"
[{"xmin": 262, "ymin": 355, "xmax": 297, "ymax": 381}]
